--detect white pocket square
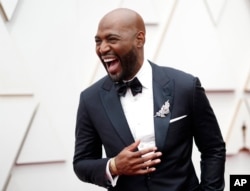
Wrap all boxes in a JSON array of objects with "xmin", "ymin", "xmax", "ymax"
[{"xmin": 170, "ymin": 115, "xmax": 188, "ymax": 123}]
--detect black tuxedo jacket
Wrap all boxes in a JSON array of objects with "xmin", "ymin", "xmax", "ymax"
[{"xmin": 73, "ymin": 61, "xmax": 226, "ymax": 191}]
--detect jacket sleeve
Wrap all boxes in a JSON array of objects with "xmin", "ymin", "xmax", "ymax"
[
  {"xmin": 73, "ymin": 93, "xmax": 111, "ymax": 188},
  {"xmin": 192, "ymin": 78, "xmax": 226, "ymax": 191}
]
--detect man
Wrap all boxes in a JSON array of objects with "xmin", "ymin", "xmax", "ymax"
[{"xmin": 73, "ymin": 8, "xmax": 226, "ymax": 191}]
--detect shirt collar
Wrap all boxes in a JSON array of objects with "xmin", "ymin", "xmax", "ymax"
[{"xmin": 121, "ymin": 59, "xmax": 152, "ymax": 89}]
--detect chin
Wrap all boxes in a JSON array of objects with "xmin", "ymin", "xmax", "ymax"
[{"xmin": 109, "ymin": 73, "xmax": 122, "ymax": 82}]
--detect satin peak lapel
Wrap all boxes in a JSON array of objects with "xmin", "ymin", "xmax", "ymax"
[
  {"xmin": 100, "ymin": 79, "xmax": 135, "ymax": 146},
  {"xmin": 152, "ymin": 65, "xmax": 174, "ymax": 151}
]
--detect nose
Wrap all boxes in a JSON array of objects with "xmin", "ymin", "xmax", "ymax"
[{"xmin": 98, "ymin": 41, "xmax": 110, "ymax": 55}]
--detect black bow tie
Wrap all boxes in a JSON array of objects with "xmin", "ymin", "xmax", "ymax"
[{"xmin": 115, "ymin": 77, "xmax": 143, "ymax": 97}]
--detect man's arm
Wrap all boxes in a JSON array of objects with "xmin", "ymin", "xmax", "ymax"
[
  {"xmin": 73, "ymin": 94, "xmax": 110, "ymax": 188},
  {"xmin": 192, "ymin": 78, "xmax": 226, "ymax": 190}
]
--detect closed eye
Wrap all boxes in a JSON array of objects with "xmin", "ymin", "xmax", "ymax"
[
  {"xmin": 108, "ymin": 37, "xmax": 119, "ymax": 44},
  {"xmin": 95, "ymin": 38, "xmax": 101, "ymax": 46}
]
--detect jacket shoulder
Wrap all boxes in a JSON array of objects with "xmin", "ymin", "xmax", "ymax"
[
  {"xmin": 150, "ymin": 60, "xmax": 196, "ymax": 82},
  {"xmin": 80, "ymin": 75, "xmax": 111, "ymax": 98}
]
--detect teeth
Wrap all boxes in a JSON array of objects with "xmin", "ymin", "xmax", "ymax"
[{"xmin": 103, "ymin": 58, "xmax": 115, "ymax": 62}]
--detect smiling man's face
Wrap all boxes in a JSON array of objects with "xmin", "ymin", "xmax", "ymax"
[{"xmin": 94, "ymin": 9, "xmax": 144, "ymax": 82}]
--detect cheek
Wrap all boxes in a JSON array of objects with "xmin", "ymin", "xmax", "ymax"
[{"xmin": 114, "ymin": 43, "xmax": 131, "ymax": 55}]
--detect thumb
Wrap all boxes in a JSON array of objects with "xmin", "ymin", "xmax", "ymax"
[{"xmin": 126, "ymin": 140, "xmax": 140, "ymax": 151}]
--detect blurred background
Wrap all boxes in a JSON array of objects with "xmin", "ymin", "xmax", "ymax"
[{"xmin": 0, "ymin": 0, "xmax": 250, "ymax": 190}]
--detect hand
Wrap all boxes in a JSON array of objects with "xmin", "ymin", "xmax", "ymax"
[{"xmin": 112, "ymin": 140, "xmax": 162, "ymax": 176}]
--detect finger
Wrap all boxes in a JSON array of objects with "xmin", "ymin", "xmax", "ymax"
[
  {"xmin": 126, "ymin": 140, "xmax": 141, "ymax": 152},
  {"xmin": 144, "ymin": 157, "xmax": 161, "ymax": 167},
  {"xmin": 141, "ymin": 151, "xmax": 162, "ymax": 161},
  {"xmin": 134, "ymin": 147, "xmax": 159, "ymax": 158},
  {"xmin": 135, "ymin": 166, "xmax": 157, "ymax": 175},
  {"xmin": 131, "ymin": 153, "xmax": 162, "ymax": 170}
]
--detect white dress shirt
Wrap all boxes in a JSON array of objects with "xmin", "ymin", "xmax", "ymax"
[
  {"xmin": 120, "ymin": 60, "xmax": 155, "ymax": 150},
  {"xmin": 106, "ymin": 60, "xmax": 155, "ymax": 186}
]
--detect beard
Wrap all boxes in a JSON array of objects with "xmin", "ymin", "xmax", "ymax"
[{"xmin": 109, "ymin": 46, "xmax": 139, "ymax": 82}]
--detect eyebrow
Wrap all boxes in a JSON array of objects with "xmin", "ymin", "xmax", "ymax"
[{"xmin": 95, "ymin": 33, "xmax": 121, "ymax": 40}]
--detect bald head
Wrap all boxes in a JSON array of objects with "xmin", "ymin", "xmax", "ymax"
[{"xmin": 98, "ymin": 8, "xmax": 146, "ymax": 35}]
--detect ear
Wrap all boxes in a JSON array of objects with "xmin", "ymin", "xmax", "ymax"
[{"xmin": 136, "ymin": 31, "xmax": 145, "ymax": 48}]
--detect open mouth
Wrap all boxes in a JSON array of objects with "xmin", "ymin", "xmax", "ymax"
[{"xmin": 103, "ymin": 57, "xmax": 120, "ymax": 74}]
